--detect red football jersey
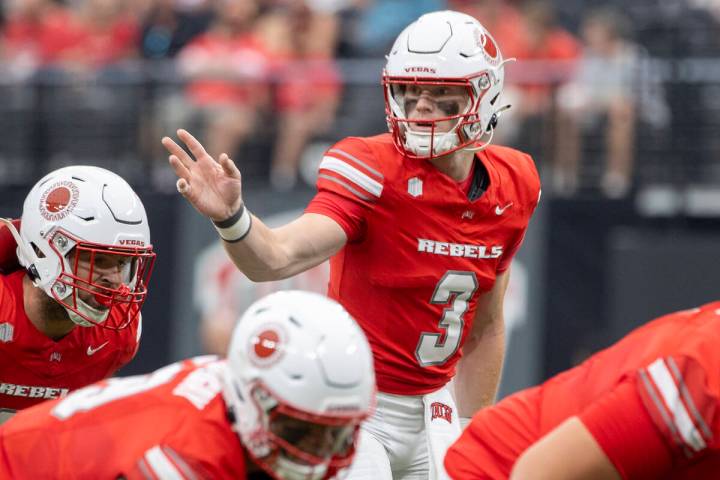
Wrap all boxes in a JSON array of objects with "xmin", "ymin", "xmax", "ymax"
[
  {"xmin": 0, "ymin": 219, "xmax": 21, "ymax": 273},
  {"xmin": 445, "ymin": 302, "xmax": 720, "ymax": 479},
  {"xmin": 0, "ymin": 356, "xmax": 245, "ymax": 479},
  {"xmin": 0, "ymin": 270, "xmax": 140, "ymax": 410},
  {"xmin": 306, "ymin": 134, "xmax": 540, "ymax": 394}
]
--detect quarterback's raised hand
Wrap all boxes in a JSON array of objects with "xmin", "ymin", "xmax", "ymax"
[{"xmin": 162, "ymin": 129, "xmax": 243, "ymax": 222}]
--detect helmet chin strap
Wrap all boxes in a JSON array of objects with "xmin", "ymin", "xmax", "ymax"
[
  {"xmin": 464, "ymin": 103, "xmax": 512, "ymax": 152},
  {"xmin": 464, "ymin": 127, "xmax": 494, "ymax": 152},
  {"xmin": 273, "ymin": 454, "xmax": 328, "ymax": 480},
  {"xmin": 65, "ymin": 296, "xmax": 110, "ymax": 327},
  {"xmin": 404, "ymin": 112, "xmax": 468, "ymax": 157},
  {"xmin": 0, "ymin": 218, "xmax": 38, "ymax": 276},
  {"xmin": 404, "ymin": 129, "xmax": 460, "ymax": 157}
]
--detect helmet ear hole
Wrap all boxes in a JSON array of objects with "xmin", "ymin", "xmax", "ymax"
[
  {"xmin": 30, "ymin": 242, "xmax": 45, "ymax": 258},
  {"xmin": 487, "ymin": 113, "xmax": 499, "ymax": 132}
]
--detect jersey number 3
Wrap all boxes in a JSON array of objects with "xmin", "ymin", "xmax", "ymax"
[{"xmin": 415, "ymin": 271, "xmax": 478, "ymax": 367}]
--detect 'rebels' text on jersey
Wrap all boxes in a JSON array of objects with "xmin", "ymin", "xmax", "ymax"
[{"xmin": 0, "ymin": 270, "xmax": 141, "ymax": 410}]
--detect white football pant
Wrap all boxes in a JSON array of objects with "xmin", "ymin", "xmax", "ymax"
[{"xmin": 345, "ymin": 384, "xmax": 461, "ymax": 480}]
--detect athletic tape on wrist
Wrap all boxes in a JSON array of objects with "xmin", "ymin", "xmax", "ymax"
[{"xmin": 212, "ymin": 205, "xmax": 252, "ymax": 242}]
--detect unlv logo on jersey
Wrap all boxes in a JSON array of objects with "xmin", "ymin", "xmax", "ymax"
[
  {"xmin": 39, "ymin": 181, "xmax": 80, "ymax": 221},
  {"xmin": 248, "ymin": 325, "xmax": 286, "ymax": 367},
  {"xmin": 0, "ymin": 323, "xmax": 13, "ymax": 343},
  {"xmin": 408, "ymin": 177, "xmax": 423, "ymax": 197},
  {"xmin": 430, "ymin": 401, "xmax": 452, "ymax": 423}
]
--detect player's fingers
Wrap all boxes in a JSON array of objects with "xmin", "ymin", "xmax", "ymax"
[
  {"xmin": 161, "ymin": 136, "xmax": 194, "ymax": 169},
  {"xmin": 168, "ymin": 155, "xmax": 192, "ymax": 180},
  {"xmin": 218, "ymin": 153, "xmax": 241, "ymax": 180},
  {"xmin": 176, "ymin": 178, "xmax": 191, "ymax": 197},
  {"xmin": 177, "ymin": 129, "xmax": 211, "ymax": 164}
]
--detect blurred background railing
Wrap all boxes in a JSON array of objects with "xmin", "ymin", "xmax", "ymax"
[{"xmin": 1, "ymin": 0, "xmax": 720, "ymax": 394}]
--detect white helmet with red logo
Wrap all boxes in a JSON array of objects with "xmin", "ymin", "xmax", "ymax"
[
  {"xmin": 223, "ymin": 290, "xmax": 375, "ymax": 480},
  {"xmin": 383, "ymin": 10, "xmax": 510, "ymax": 159},
  {"xmin": 7, "ymin": 165, "xmax": 155, "ymax": 329}
]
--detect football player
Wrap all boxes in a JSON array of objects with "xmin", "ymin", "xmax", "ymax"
[
  {"xmin": 163, "ymin": 10, "xmax": 540, "ymax": 478},
  {"xmin": 445, "ymin": 302, "xmax": 720, "ymax": 479},
  {"xmin": 0, "ymin": 291, "xmax": 376, "ymax": 479},
  {"xmin": 0, "ymin": 166, "xmax": 155, "ymax": 414}
]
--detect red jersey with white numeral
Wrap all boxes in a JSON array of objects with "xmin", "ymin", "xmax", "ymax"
[
  {"xmin": 445, "ymin": 302, "xmax": 720, "ymax": 479},
  {"xmin": 0, "ymin": 357, "xmax": 246, "ymax": 479},
  {"xmin": 305, "ymin": 133, "xmax": 540, "ymax": 395},
  {"xmin": 0, "ymin": 270, "xmax": 140, "ymax": 410}
]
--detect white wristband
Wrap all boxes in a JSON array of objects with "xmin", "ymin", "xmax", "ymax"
[
  {"xmin": 459, "ymin": 416, "xmax": 472, "ymax": 429},
  {"xmin": 212, "ymin": 205, "xmax": 252, "ymax": 242}
]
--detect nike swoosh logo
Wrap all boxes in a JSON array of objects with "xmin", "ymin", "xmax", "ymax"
[
  {"xmin": 495, "ymin": 202, "xmax": 514, "ymax": 215},
  {"xmin": 86, "ymin": 341, "xmax": 109, "ymax": 356}
]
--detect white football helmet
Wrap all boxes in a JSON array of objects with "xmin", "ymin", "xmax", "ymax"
[
  {"xmin": 3, "ymin": 166, "xmax": 155, "ymax": 329},
  {"xmin": 383, "ymin": 10, "xmax": 511, "ymax": 159},
  {"xmin": 223, "ymin": 291, "xmax": 375, "ymax": 480}
]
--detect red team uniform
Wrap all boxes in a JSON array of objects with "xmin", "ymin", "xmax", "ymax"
[
  {"xmin": 446, "ymin": 302, "xmax": 720, "ymax": 479},
  {"xmin": 0, "ymin": 356, "xmax": 245, "ymax": 479},
  {"xmin": 0, "ymin": 270, "xmax": 140, "ymax": 410},
  {"xmin": 306, "ymin": 133, "xmax": 540, "ymax": 394}
]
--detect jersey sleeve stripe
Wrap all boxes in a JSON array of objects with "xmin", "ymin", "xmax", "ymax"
[
  {"xmin": 161, "ymin": 446, "xmax": 200, "ymax": 480},
  {"xmin": 137, "ymin": 457, "xmax": 156, "ymax": 480},
  {"xmin": 639, "ymin": 369, "xmax": 685, "ymax": 448},
  {"xmin": 646, "ymin": 358, "xmax": 707, "ymax": 452},
  {"xmin": 319, "ymin": 156, "xmax": 383, "ymax": 197},
  {"xmin": 328, "ymin": 148, "xmax": 384, "ymax": 180},
  {"xmin": 144, "ymin": 446, "xmax": 186, "ymax": 480},
  {"xmin": 318, "ymin": 174, "xmax": 373, "ymax": 201},
  {"xmin": 665, "ymin": 356, "xmax": 714, "ymax": 440}
]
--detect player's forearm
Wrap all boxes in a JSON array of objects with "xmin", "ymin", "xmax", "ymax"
[
  {"xmin": 220, "ymin": 213, "xmax": 342, "ymax": 281},
  {"xmin": 455, "ymin": 322, "xmax": 505, "ymax": 417},
  {"xmin": 221, "ymin": 214, "xmax": 297, "ymax": 281},
  {"xmin": 510, "ymin": 418, "xmax": 622, "ymax": 480}
]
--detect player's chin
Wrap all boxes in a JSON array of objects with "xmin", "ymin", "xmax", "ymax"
[{"xmin": 77, "ymin": 293, "xmax": 111, "ymax": 312}]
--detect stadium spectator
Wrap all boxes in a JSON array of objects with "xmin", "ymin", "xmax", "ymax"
[
  {"xmin": 0, "ymin": 291, "xmax": 375, "ymax": 479},
  {"xmin": 448, "ymin": 0, "xmax": 528, "ymax": 60},
  {"xmin": 0, "ymin": 0, "xmax": 57, "ymax": 79},
  {"xmin": 38, "ymin": 0, "xmax": 139, "ymax": 72},
  {"xmin": 343, "ymin": 0, "xmax": 446, "ymax": 57},
  {"xmin": 504, "ymin": 1, "xmax": 580, "ymax": 151},
  {"xmin": 553, "ymin": 7, "xmax": 669, "ymax": 198},
  {"xmin": 446, "ymin": 301, "xmax": 720, "ymax": 479},
  {"xmin": 164, "ymin": 10, "xmax": 540, "ymax": 478},
  {"xmin": 0, "ymin": 166, "xmax": 155, "ymax": 416},
  {"xmin": 173, "ymin": 0, "xmax": 270, "ymax": 159},
  {"xmin": 138, "ymin": 0, "xmax": 213, "ymax": 60},
  {"xmin": 257, "ymin": 0, "xmax": 343, "ymax": 190}
]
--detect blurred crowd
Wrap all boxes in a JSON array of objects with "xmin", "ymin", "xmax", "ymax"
[{"xmin": 0, "ymin": 0, "xmax": 719, "ymax": 197}]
